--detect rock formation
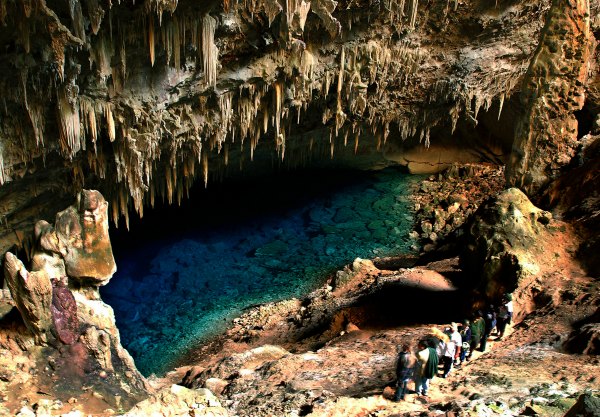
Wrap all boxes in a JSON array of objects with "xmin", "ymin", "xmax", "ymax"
[
  {"xmin": 506, "ymin": 0, "xmax": 596, "ymax": 196},
  {"xmin": 0, "ymin": 0, "xmax": 597, "ymax": 414},
  {"xmin": 460, "ymin": 188, "xmax": 554, "ymax": 303},
  {"xmin": 1, "ymin": 190, "xmax": 147, "ymax": 413},
  {"xmin": 1, "ymin": 0, "xmax": 593, "ymax": 255}
]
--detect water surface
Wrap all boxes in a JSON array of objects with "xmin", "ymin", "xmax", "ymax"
[{"xmin": 102, "ymin": 167, "xmax": 420, "ymax": 375}]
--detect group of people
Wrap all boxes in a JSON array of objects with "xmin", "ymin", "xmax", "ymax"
[{"xmin": 393, "ymin": 294, "xmax": 514, "ymax": 401}]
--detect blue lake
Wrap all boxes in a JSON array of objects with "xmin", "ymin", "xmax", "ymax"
[{"xmin": 102, "ymin": 167, "xmax": 420, "ymax": 376}]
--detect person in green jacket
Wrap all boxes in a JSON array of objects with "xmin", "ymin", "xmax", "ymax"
[
  {"xmin": 415, "ymin": 340, "xmax": 439, "ymax": 397},
  {"xmin": 470, "ymin": 310, "xmax": 485, "ymax": 355}
]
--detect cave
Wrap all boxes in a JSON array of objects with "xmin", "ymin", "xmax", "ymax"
[{"xmin": 0, "ymin": 0, "xmax": 598, "ymax": 415}]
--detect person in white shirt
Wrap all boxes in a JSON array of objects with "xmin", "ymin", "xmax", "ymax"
[
  {"xmin": 449, "ymin": 323, "xmax": 462, "ymax": 367},
  {"xmin": 441, "ymin": 326, "xmax": 460, "ymax": 377}
]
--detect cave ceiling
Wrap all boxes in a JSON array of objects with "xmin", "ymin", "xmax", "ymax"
[{"xmin": 1, "ymin": 0, "xmax": 596, "ymax": 254}]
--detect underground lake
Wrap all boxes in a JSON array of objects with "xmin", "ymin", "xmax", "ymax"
[{"xmin": 102, "ymin": 166, "xmax": 422, "ymax": 376}]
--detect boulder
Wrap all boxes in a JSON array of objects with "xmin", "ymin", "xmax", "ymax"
[
  {"xmin": 123, "ymin": 385, "xmax": 228, "ymax": 417},
  {"xmin": 564, "ymin": 307, "xmax": 600, "ymax": 355},
  {"xmin": 460, "ymin": 188, "xmax": 553, "ymax": 301},
  {"xmin": 54, "ymin": 190, "xmax": 116, "ymax": 286},
  {"xmin": 563, "ymin": 393, "xmax": 600, "ymax": 417}
]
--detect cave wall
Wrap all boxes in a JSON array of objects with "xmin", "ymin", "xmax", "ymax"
[{"xmin": 0, "ymin": 0, "xmax": 597, "ymax": 256}]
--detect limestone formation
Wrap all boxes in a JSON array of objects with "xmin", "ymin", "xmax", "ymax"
[
  {"xmin": 2, "ymin": 190, "xmax": 147, "ymax": 411},
  {"xmin": 54, "ymin": 190, "xmax": 116, "ymax": 285},
  {"xmin": 564, "ymin": 393, "xmax": 600, "ymax": 417},
  {"xmin": 460, "ymin": 188, "xmax": 554, "ymax": 301},
  {"xmin": 3, "ymin": 252, "xmax": 53, "ymax": 345},
  {"xmin": 507, "ymin": 0, "xmax": 596, "ymax": 196},
  {"xmin": 0, "ymin": 0, "xmax": 588, "ymax": 255}
]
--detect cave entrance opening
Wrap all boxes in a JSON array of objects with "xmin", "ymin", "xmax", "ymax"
[{"xmin": 102, "ymin": 165, "xmax": 422, "ymax": 376}]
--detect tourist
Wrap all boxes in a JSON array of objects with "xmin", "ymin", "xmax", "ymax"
[
  {"xmin": 429, "ymin": 327, "xmax": 449, "ymax": 359},
  {"xmin": 505, "ymin": 294, "xmax": 514, "ymax": 323},
  {"xmin": 441, "ymin": 328, "xmax": 456, "ymax": 378},
  {"xmin": 394, "ymin": 344, "xmax": 414, "ymax": 401},
  {"xmin": 415, "ymin": 340, "xmax": 438, "ymax": 398},
  {"xmin": 480, "ymin": 305, "xmax": 497, "ymax": 351},
  {"xmin": 459, "ymin": 320, "xmax": 471, "ymax": 363},
  {"xmin": 496, "ymin": 294, "xmax": 513, "ymax": 339},
  {"xmin": 470, "ymin": 311, "xmax": 485, "ymax": 354},
  {"xmin": 449, "ymin": 323, "xmax": 462, "ymax": 366}
]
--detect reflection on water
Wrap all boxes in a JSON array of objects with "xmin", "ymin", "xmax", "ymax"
[{"xmin": 102, "ymin": 167, "xmax": 420, "ymax": 375}]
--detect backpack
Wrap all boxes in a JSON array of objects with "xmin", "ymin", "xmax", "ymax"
[{"xmin": 424, "ymin": 347, "xmax": 439, "ymax": 379}]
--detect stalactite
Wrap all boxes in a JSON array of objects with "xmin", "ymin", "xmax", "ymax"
[
  {"xmin": 335, "ymin": 47, "xmax": 346, "ymax": 137},
  {"xmin": 19, "ymin": 19, "xmax": 30, "ymax": 53},
  {"xmin": 263, "ymin": 0, "xmax": 283, "ymax": 27},
  {"xmin": 86, "ymin": 0, "xmax": 104, "ymax": 35},
  {"xmin": 301, "ymin": 49, "xmax": 316, "ymax": 81},
  {"xmin": 79, "ymin": 98, "xmax": 96, "ymax": 146},
  {"xmin": 69, "ymin": 0, "xmax": 86, "ymax": 43},
  {"xmin": 202, "ymin": 14, "xmax": 218, "ymax": 87},
  {"xmin": 173, "ymin": 16, "xmax": 181, "ymax": 70},
  {"xmin": 408, "ymin": 0, "xmax": 418, "ymax": 29},
  {"xmin": 0, "ymin": 0, "xmax": 6, "ymax": 25},
  {"xmin": 217, "ymin": 92, "xmax": 234, "ymax": 151},
  {"xmin": 497, "ymin": 94, "xmax": 505, "ymax": 120},
  {"xmin": 105, "ymin": 104, "xmax": 115, "ymax": 142},
  {"xmin": 149, "ymin": 14, "xmax": 156, "ymax": 67},
  {"xmin": 202, "ymin": 152, "xmax": 208, "ymax": 187},
  {"xmin": 273, "ymin": 81, "xmax": 284, "ymax": 155},
  {"xmin": 165, "ymin": 165, "xmax": 173, "ymax": 204},
  {"xmin": 0, "ymin": 144, "xmax": 5, "ymax": 185},
  {"xmin": 56, "ymin": 85, "xmax": 81, "ymax": 158}
]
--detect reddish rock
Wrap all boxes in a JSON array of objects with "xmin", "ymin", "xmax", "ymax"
[{"xmin": 51, "ymin": 279, "xmax": 79, "ymax": 345}]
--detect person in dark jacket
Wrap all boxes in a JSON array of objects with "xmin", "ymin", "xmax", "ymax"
[
  {"xmin": 394, "ymin": 344, "xmax": 414, "ymax": 401},
  {"xmin": 459, "ymin": 320, "xmax": 471, "ymax": 363},
  {"xmin": 480, "ymin": 305, "xmax": 497, "ymax": 351}
]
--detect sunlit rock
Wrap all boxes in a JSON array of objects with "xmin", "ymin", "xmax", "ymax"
[
  {"xmin": 123, "ymin": 385, "xmax": 228, "ymax": 417},
  {"xmin": 461, "ymin": 188, "xmax": 553, "ymax": 301},
  {"xmin": 2, "ymin": 190, "xmax": 147, "ymax": 412},
  {"xmin": 3, "ymin": 252, "xmax": 53, "ymax": 345},
  {"xmin": 54, "ymin": 190, "xmax": 116, "ymax": 286}
]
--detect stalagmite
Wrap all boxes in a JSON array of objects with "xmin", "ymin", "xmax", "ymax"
[{"xmin": 202, "ymin": 14, "xmax": 218, "ymax": 87}]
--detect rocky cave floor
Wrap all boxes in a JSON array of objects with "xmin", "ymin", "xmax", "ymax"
[{"xmin": 1, "ymin": 163, "xmax": 599, "ymax": 417}]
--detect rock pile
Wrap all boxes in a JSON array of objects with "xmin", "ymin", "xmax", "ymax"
[{"xmin": 409, "ymin": 163, "xmax": 505, "ymax": 252}]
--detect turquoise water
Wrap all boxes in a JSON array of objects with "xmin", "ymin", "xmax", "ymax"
[{"xmin": 102, "ymin": 167, "xmax": 419, "ymax": 376}]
